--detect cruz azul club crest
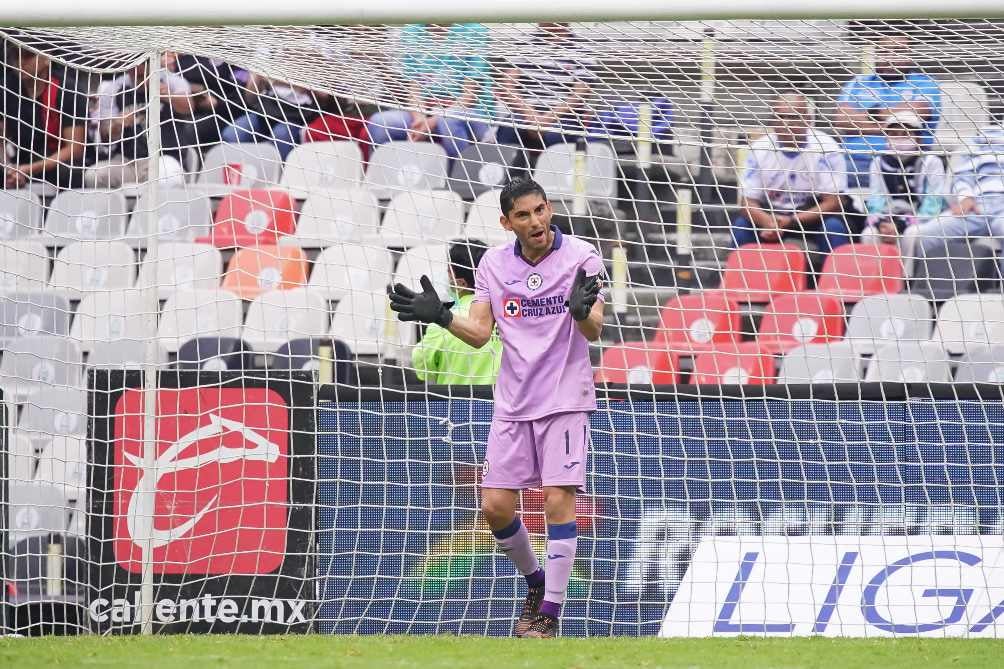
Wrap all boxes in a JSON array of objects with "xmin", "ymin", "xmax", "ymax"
[{"xmin": 112, "ymin": 387, "xmax": 289, "ymax": 575}]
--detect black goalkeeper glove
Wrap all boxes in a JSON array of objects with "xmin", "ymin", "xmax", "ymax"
[
  {"xmin": 388, "ymin": 275, "xmax": 455, "ymax": 328},
  {"xmin": 566, "ymin": 267, "xmax": 601, "ymax": 321}
]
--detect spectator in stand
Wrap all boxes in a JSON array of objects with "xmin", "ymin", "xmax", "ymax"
[
  {"xmin": 494, "ymin": 23, "xmax": 598, "ymax": 160},
  {"xmin": 411, "ymin": 239, "xmax": 502, "ymax": 385},
  {"xmin": 733, "ymin": 91, "xmax": 851, "ymax": 253},
  {"xmin": 84, "ymin": 53, "xmax": 194, "ymax": 188},
  {"xmin": 301, "ymin": 94, "xmax": 372, "ymax": 161},
  {"xmin": 834, "ymin": 34, "xmax": 941, "ymax": 188},
  {"xmin": 221, "ymin": 75, "xmax": 324, "ymax": 160},
  {"xmin": 908, "ymin": 125, "xmax": 1004, "ymax": 259},
  {"xmin": 861, "ymin": 111, "xmax": 946, "ymax": 247},
  {"xmin": 172, "ymin": 53, "xmax": 245, "ymax": 151},
  {"xmin": 367, "ymin": 23, "xmax": 494, "ymax": 159},
  {"xmin": 1, "ymin": 44, "xmax": 87, "ymax": 190}
]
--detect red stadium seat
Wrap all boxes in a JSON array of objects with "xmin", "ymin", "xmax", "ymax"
[
  {"xmin": 654, "ymin": 291, "xmax": 740, "ymax": 354},
  {"xmin": 720, "ymin": 243, "xmax": 808, "ymax": 303},
  {"xmin": 200, "ymin": 189, "xmax": 298, "ymax": 248},
  {"xmin": 817, "ymin": 243, "xmax": 904, "ymax": 302},
  {"xmin": 691, "ymin": 342, "xmax": 777, "ymax": 385},
  {"xmin": 757, "ymin": 292, "xmax": 846, "ymax": 354},
  {"xmin": 595, "ymin": 342, "xmax": 678, "ymax": 384}
]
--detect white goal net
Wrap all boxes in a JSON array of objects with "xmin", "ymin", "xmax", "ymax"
[{"xmin": 2, "ymin": 19, "xmax": 1004, "ymax": 637}]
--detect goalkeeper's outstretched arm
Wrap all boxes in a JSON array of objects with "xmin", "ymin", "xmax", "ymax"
[{"xmin": 388, "ymin": 274, "xmax": 495, "ymax": 349}]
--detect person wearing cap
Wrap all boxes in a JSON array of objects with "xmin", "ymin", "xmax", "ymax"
[
  {"xmin": 411, "ymin": 239, "xmax": 502, "ymax": 385},
  {"xmin": 834, "ymin": 34, "xmax": 941, "ymax": 188},
  {"xmin": 861, "ymin": 110, "xmax": 946, "ymax": 246}
]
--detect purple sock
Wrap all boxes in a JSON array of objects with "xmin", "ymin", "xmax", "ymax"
[
  {"xmin": 542, "ymin": 520, "xmax": 577, "ymax": 619},
  {"xmin": 492, "ymin": 517, "xmax": 542, "ymax": 586}
]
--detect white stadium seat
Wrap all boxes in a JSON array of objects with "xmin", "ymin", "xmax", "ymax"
[
  {"xmin": 41, "ymin": 189, "xmax": 129, "ymax": 243},
  {"xmin": 379, "ymin": 190, "xmax": 464, "ymax": 248},
  {"xmin": 0, "ymin": 336, "xmax": 83, "ymax": 401},
  {"xmin": 281, "ymin": 141, "xmax": 365, "ymax": 198},
  {"xmin": 48, "ymin": 240, "xmax": 136, "ymax": 299},
  {"xmin": 135, "ymin": 242, "xmax": 223, "ymax": 300},
  {"xmin": 157, "ymin": 289, "xmax": 244, "ymax": 353},
  {"xmin": 364, "ymin": 141, "xmax": 449, "ymax": 200},
  {"xmin": 243, "ymin": 287, "xmax": 330, "ymax": 351},
  {"xmin": 281, "ymin": 188, "xmax": 380, "ymax": 247},
  {"xmin": 127, "ymin": 188, "xmax": 214, "ymax": 245},
  {"xmin": 309, "ymin": 243, "xmax": 393, "ymax": 301},
  {"xmin": 69, "ymin": 289, "xmax": 150, "ymax": 353},
  {"xmin": 463, "ymin": 189, "xmax": 514, "ymax": 246},
  {"xmin": 0, "ymin": 240, "xmax": 50, "ymax": 292}
]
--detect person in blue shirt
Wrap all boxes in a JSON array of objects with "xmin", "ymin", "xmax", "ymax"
[
  {"xmin": 834, "ymin": 34, "xmax": 942, "ymax": 188},
  {"xmin": 367, "ymin": 23, "xmax": 494, "ymax": 159}
]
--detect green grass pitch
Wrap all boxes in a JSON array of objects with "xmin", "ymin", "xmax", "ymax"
[{"xmin": 3, "ymin": 636, "xmax": 1003, "ymax": 668}]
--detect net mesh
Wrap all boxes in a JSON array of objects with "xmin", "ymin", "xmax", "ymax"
[{"xmin": 1, "ymin": 20, "xmax": 1004, "ymax": 637}]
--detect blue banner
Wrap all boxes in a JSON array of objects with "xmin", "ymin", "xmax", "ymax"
[{"xmin": 316, "ymin": 399, "xmax": 1004, "ymax": 636}]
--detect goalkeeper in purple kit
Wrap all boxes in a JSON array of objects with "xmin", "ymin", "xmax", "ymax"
[{"xmin": 389, "ymin": 177, "xmax": 605, "ymax": 638}]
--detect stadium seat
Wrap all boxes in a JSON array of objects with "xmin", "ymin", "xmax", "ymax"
[
  {"xmin": 221, "ymin": 245, "xmax": 309, "ymax": 301},
  {"xmin": 8, "ymin": 482, "xmax": 68, "ymax": 547},
  {"xmin": 654, "ymin": 291, "xmax": 741, "ymax": 354},
  {"xmin": 777, "ymin": 342, "xmax": 862, "ymax": 384},
  {"xmin": 531, "ymin": 141, "xmax": 618, "ymax": 201},
  {"xmin": 864, "ymin": 341, "xmax": 953, "ymax": 383},
  {"xmin": 363, "ymin": 141, "xmax": 449, "ymax": 200},
  {"xmin": 34, "ymin": 435, "xmax": 88, "ymax": 501},
  {"xmin": 281, "ymin": 141, "xmax": 364, "ymax": 198},
  {"xmin": 934, "ymin": 81, "xmax": 990, "ymax": 152},
  {"xmin": 196, "ymin": 142, "xmax": 283, "ymax": 196},
  {"xmin": 280, "ymin": 188, "xmax": 380, "ymax": 247},
  {"xmin": 908, "ymin": 238, "xmax": 1001, "ymax": 301},
  {"xmin": 844, "ymin": 294, "xmax": 934, "ymax": 354},
  {"xmin": 135, "ymin": 242, "xmax": 223, "ymax": 300},
  {"xmin": 0, "ymin": 241, "xmax": 50, "ymax": 292},
  {"xmin": 0, "ymin": 292, "xmax": 71, "ymax": 343},
  {"xmin": 309, "ymin": 243, "xmax": 394, "ymax": 301},
  {"xmin": 69, "ymin": 290, "xmax": 148, "ymax": 353},
  {"xmin": 40, "ymin": 189, "xmax": 129, "ymax": 244},
  {"xmin": 0, "ymin": 190, "xmax": 43, "ymax": 240},
  {"xmin": 816, "ymin": 243, "xmax": 904, "ymax": 302},
  {"xmin": 691, "ymin": 342, "xmax": 777, "ymax": 385},
  {"xmin": 447, "ymin": 143, "xmax": 522, "ymax": 200},
  {"xmin": 88, "ymin": 340, "xmax": 167, "ymax": 369},
  {"xmin": 157, "ymin": 289, "xmax": 244, "ymax": 353},
  {"xmin": 8, "ymin": 432, "xmax": 37, "ymax": 485},
  {"xmin": 267, "ymin": 338, "xmax": 352, "ymax": 381},
  {"xmin": 594, "ymin": 342, "xmax": 678, "ymax": 384},
  {"xmin": 243, "ymin": 288, "xmax": 330, "ymax": 351},
  {"xmin": 48, "ymin": 241, "xmax": 136, "ymax": 299},
  {"xmin": 202, "ymin": 189, "xmax": 298, "ymax": 248},
  {"xmin": 126, "ymin": 188, "xmax": 213, "ymax": 245},
  {"xmin": 463, "ymin": 189, "xmax": 515, "ymax": 246},
  {"xmin": 176, "ymin": 336, "xmax": 255, "ymax": 371},
  {"xmin": 0, "ymin": 336, "xmax": 83, "ymax": 401},
  {"xmin": 17, "ymin": 387, "xmax": 86, "ymax": 442},
  {"xmin": 931, "ymin": 294, "xmax": 1004, "ymax": 355},
  {"xmin": 378, "ymin": 190, "xmax": 464, "ymax": 248},
  {"xmin": 955, "ymin": 345, "xmax": 1004, "ymax": 383},
  {"xmin": 328, "ymin": 291, "xmax": 394, "ymax": 356},
  {"xmin": 756, "ymin": 292, "xmax": 846, "ymax": 354},
  {"xmin": 720, "ymin": 243, "xmax": 807, "ymax": 303}
]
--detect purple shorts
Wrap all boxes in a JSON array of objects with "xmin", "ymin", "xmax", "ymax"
[{"xmin": 481, "ymin": 411, "xmax": 590, "ymax": 490}]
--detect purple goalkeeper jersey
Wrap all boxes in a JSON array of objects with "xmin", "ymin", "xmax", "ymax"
[{"xmin": 474, "ymin": 225, "xmax": 605, "ymax": 421}]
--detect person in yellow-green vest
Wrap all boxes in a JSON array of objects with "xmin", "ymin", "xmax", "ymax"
[{"xmin": 412, "ymin": 239, "xmax": 501, "ymax": 384}]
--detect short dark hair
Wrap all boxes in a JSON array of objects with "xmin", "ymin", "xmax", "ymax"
[
  {"xmin": 449, "ymin": 238, "xmax": 488, "ymax": 288},
  {"xmin": 499, "ymin": 177, "xmax": 547, "ymax": 217}
]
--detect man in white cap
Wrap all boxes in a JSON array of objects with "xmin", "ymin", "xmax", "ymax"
[{"xmin": 862, "ymin": 110, "xmax": 947, "ymax": 247}]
